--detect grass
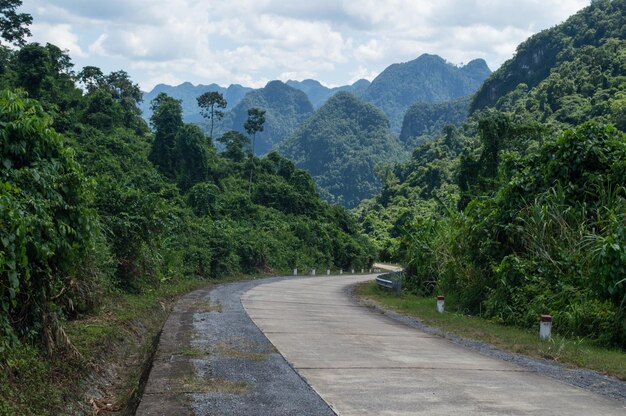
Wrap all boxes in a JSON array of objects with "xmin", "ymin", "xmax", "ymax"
[
  {"xmin": 180, "ymin": 375, "xmax": 249, "ymax": 395},
  {"xmin": 176, "ymin": 346, "xmax": 210, "ymax": 358},
  {"xmin": 0, "ymin": 273, "xmax": 263, "ymax": 416},
  {"xmin": 190, "ymin": 299, "xmax": 224, "ymax": 313},
  {"xmin": 354, "ymin": 281, "xmax": 626, "ymax": 380}
]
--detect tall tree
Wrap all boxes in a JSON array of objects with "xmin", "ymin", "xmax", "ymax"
[
  {"xmin": 244, "ymin": 107, "xmax": 265, "ymax": 193},
  {"xmin": 148, "ymin": 93, "xmax": 183, "ymax": 178},
  {"xmin": 197, "ymin": 91, "xmax": 227, "ymax": 139},
  {"xmin": 174, "ymin": 124, "xmax": 209, "ymax": 191},
  {"xmin": 0, "ymin": 0, "xmax": 31, "ymax": 47},
  {"xmin": 77, "ymin": 66, "xmax": 105, "ymax": 93}
]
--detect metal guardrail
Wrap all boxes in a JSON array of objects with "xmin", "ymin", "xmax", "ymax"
[{"xmin": 375, "ymin": 271, "xmax": 403, "ymax": 295}]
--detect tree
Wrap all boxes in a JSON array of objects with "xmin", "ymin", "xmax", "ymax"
[
  {"xmin": 148, "ymin": 93, "xmax": 183, "ymax": 178},
  {"xmin": 105, "ymin": 70, "xmax": 142, "ymax": 105},
  {"xmin": 14, "ymin": 43, "xmax": 49, "ymax": 97},
  {"xmin": 197, "ymin": 91, "xmax": 227, "ymax": 139},
  {"xmin": 174, "ymin": 124, "xmax": 209, "ymax": 191},
  {"xmin": 218, "ymin": 130, "xmax": 249, "ymax": 161},
  {"xmin": 0, "ymin": 0, "xmax": 31, "ymax": 47},
  {"xmin": 244, "ymin": 107, "xmax": 265, "ymax": 193},
  {"xmin": 77, "ymin": 66, "xmax": 105, "ymax": 94}
]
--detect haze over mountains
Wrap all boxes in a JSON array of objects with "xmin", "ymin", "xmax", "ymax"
[
  {"xmin": 141, "ymin": 53, "xmax": 491, "ymax": 135},
  {"xmin": 286, "ymin": 79, "xmax": 371, "ymax": 108},
  {"xmin": 218, "ymin": 81, "xmax": 315, "ymax": 155},
  {"xmin": 360, "ymin": 55, "xmax": 491, "ymax": 132},
  {"xmin": 139, "ymin": 53, "xmax": 492, "ymax": 207}
]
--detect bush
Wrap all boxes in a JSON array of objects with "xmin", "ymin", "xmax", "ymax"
[{"xmin": 0, "ymin": 91, "xmax": 95, "ymax": 353}]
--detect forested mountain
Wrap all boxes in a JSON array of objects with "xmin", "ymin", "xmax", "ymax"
[
  {"xmin": 399, "ymin": 96, "xmax": 471, "ymax": 148},
  {"xmin": 360, "ymin": 54, "xmax": 491, "ymax": 132},
  {"xmin": 218, "ymin": 80, "xmax": 315, "ymax": 154},
  {"xmin": 358, "ymin": 0, "xmax": 626, "ymax": 348},
  {"xmin": 278, "ymin": 92, "xmax": 408, "ymax": 208},
  {"xmin": 471, "ymin": 0, "xmax": 626, "ymax": 112},
  {"xmin": 286, "ymin": 78, "xmax": 371, "ymax": 108},
  {"xmin": 140, "ymin": 82, "xmax": 252, "ymax": 123}
]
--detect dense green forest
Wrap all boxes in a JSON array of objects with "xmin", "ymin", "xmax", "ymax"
[
  {"xmin": 217, "ymin": 80, "xmax": 315, "ymax": 154},
  {"xmin": 0, "ymin": 12, "xmax": 375, "ymax": 372},
  {"xmin": 400, "ymin": 96, "xmax": 471, "ymax": 148},
  {"xmin": 471, "ymin": 0, "xmax": 626, "ymax": 112},
  {"xmin": 278, "ymin": 92, "xmax": 408, "ymax": 208},
  {"xmin": 358, "ymin": 0, "xmax": 626, "ymax": 347},
  {"xmin": 360, "ymin": 55, "xmax": 491, "ymax": 132}
]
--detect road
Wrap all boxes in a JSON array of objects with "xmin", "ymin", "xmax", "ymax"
[{"xmin": 242, "ymin": 273, "xmax": 626, "ymax": 415}]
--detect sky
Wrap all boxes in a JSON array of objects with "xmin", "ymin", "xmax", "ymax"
[{"xmin": 23, "ymin": 0, "xmax": 590, "ymax": 92}]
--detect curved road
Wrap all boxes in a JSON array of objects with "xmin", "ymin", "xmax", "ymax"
[{"xmin": 242, "ymin": 274, "xmax": 626, "ymax": 415}]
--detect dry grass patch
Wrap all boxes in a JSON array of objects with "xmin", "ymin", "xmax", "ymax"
[
  {"xmin": 179, "ymin": 375, "xmax": 249, "ymax": 395},
  {"xmin": 191, "ymin": 300, "xmax": 223, "ymax": 313},
  {"xmin": 215, "ymin": 342, "xmax": 275, "ymax": 361}
]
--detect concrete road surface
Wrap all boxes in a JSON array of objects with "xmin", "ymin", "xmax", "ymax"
[{"xmin": 242, "ymin": 274, "xmax": 626, "ymax": 415}]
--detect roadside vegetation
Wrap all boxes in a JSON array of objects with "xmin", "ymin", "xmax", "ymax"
[
  {"xmin": 1, "ymin": 277, "xmax": 211, "ymax": 415},
  {"xmin": 357, "ymin": 0, "xmax": 626, "ymax": 349},
  {"xmin": 0, "ymin": 3, "xmax": 374, "ymax": 414}
]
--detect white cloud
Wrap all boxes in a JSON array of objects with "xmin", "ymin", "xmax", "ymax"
[
  {"xmin": 22, "ymin": 0, "xmax": 591, "ymax": 90},
  {"xmin": 354, "ymin": 39, "xmax": 386, "ymax": 63},
  {"xmin": 348, "ymin": 65, "xmax": 380, "ymax": 84},
  {"xmin": 30, "ymin": 23, "xmax": 86, "ymax": 57}
]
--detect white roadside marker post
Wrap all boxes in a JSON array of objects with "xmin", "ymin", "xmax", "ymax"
[
  {"xmin": 293, "ymin": 268, "xmax": 297, "ymax": 276},
  {"xmin": 436, "ymin": 296, "xmax": 445, "ymax": 313},
  {"xmin": 312, "ymin": 269, "xmax": 316, "ymax": 276},
  {"xmin": 351, "ymin": 269, "xmax": 355, "ymax": 274},
  {"xmin": 369, "ymin": 268, "xmax": 372, "ymax": 273},
  {"xmin": 361, "ymin": 268, "xmax": 364, "ymax": 274},
  {"xmin": 540, "ymin": 315, "xmax": 552, "ymax": 340},
  {"xmin": 326, "ymin": 269, "xmax": 330, "ymax": 275},
  {"xmin": 340, "ymin": 269, "xmax": 343, "ymax": 275}
]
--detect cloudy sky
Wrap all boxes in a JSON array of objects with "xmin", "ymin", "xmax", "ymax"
[{"xmin": 24, "ymin": 0, "xmax": 589, "ymax": 91}]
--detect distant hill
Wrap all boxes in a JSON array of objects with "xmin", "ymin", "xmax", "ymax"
[
  {"xmin": 278, "ymin": 92, "xmax": 408, "ymax": 208},
  {"xmin": 141, "ymin": 78, "xmax": 370, "ymax": 124},
  {"xmin": 141, "ymin": 82, "xmax": 252, "ymax": 124},
  {"xmin": 360, "ymin": 54, "xmax": 491, "ymax": 132},
  {"xmin": 286, "ymin": 79, "xmax": 371, "ymax": 108},
  {"xmin": 219, "ymin": 81, "xmax": 315, "ymax": 155},
  {"xmin": 400, "ymin": 96, "xmax": 471, "ymax": 148}
]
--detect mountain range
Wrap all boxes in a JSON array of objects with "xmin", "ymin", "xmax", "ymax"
[
  {"xmin": 360, "ymin": 55, "xmax": 491, "ymax": 132},
  {"xmin": 141, "ymin": 54, "xmax": 491, "ymax": 135},
  {"xmin": 140, "ymin": 53, "xmax": 492, "ymax": 207},
  {"xmin": 286, "ymin": 79, "xmax": 370, "ymax": 108}
]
